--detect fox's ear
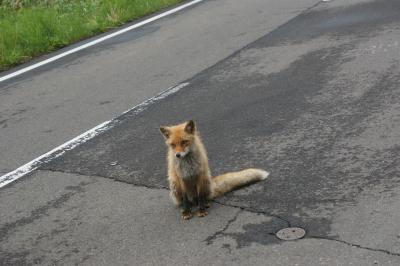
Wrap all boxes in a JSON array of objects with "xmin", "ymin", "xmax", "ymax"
[
  {"xmin": 184, "ymin": 120, "xmax": 195, "ymax": 134},
  {"xmin": 159, "ymin": 126, "xmax": 170, "ymax": 138}
]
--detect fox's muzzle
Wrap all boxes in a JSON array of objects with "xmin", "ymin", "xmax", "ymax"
[{"xmin": 175, "ymin": 148, "xmax": 189, "ymax": 159}]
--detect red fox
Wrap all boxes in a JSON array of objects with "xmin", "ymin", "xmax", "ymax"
[{"xmin": 160, "ymin": 120, "xmax": 269, "ymax": 220}]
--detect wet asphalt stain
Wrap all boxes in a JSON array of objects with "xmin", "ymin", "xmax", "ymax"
[{"xmin": 205, "ymin": 217, "xmax": 283, "ymax": 248}]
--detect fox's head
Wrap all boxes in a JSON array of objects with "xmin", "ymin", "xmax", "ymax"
[{"xmin": 160, "ymin": 120, "xmax": 196, "ymax": 159}]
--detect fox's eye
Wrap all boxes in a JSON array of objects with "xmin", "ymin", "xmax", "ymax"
[
  {"xmin": 170, "ymin": 143, "xmax": 176, "ymax": 148},
  {"xmin": 181, "ymin": 140, "xmax": 188, "ymax": 146}
]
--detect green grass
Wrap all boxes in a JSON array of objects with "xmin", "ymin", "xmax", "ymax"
[{"xmin": 0, "ymin": 0, "xmax": 182, "ymax": 70}]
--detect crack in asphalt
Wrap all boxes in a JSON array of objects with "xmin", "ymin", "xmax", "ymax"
[
  {"xmin": 39, "ymin": 169, "xmax": 400, "ymax": 257},
  {"xmin": 308, "ymin": 236, "xmax": 400, "ymax": 257},
  {"xmin": 203, "ymin": 209, "xmax": 242, "ymax": 245},
  {"xmin": 40, "ymin": 169, "xmax": 169, "ymax": 190},
  {"xmin": 213, "ymin": 200, "xmax": 291, "ymax": 228}
]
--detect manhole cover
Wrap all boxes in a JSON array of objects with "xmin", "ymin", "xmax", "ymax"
[{"xmin": 276, "ymin": 227, "xmax": 306, "ymax": 241}]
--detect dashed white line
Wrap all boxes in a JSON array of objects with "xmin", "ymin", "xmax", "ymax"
[
  {"xmin": 0, "ymin": 82, "xmax": 190, "ymax": 188},
  {"xmin": 0, "ymin": 0, "xmax": 205, "ymax": 83}
]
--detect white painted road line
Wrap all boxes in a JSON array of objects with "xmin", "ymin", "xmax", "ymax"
[
  {"xmin": 0, "ymin": 82, "xmax": 190, "ymax": 188},
  {"xmin": 0, "ymin": 0, "xmax": 205, "ymax": 83}
]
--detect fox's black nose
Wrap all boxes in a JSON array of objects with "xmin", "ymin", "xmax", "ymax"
[{"xmin": 176, "ymin": 153, "xmax": 181, "ymax": 158}]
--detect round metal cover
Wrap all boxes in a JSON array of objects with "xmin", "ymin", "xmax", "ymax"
[{"xmin": 276, "ymin": 227, "xmax": 306, "ymax": 241}]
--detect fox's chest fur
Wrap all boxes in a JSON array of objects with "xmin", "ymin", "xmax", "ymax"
[{"xmin": 174, "ymin": 152, "xmax": 202, "ymax": 181}]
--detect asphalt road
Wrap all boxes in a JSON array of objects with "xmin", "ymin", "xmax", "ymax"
[
  {"xmin": 2, "ymin": 0, "xmax": 400, "ymax": 265},
  {"xmin": 0, "ymin": 0, "xmax": 316, "ymax": 173}
]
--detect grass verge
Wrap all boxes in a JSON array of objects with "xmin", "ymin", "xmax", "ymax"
[{"xmin": 0, "ymin": 0, "xmax": 182, "ymax": 70}]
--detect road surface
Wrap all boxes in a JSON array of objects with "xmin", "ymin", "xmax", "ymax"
[{"xmin": 1, "ymin": 0, "xmax": 400, "ymax": 265}]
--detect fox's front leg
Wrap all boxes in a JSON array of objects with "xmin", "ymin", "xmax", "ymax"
[
  {"xmin": 197, "ymin": 193, "xmax": 209, "ymax": 217},
  {"xmin": 196, "ymin": 179, "xmax": 210, "ymax": 217},
  {"xmin": 181, "ymin": 194, "xmax": 193, "ymax": 220}
]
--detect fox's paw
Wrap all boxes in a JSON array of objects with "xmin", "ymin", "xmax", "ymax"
[
  {"xmin": 197, "ymin": 209, "xmax": 208, "ymax": 218},
  {"xmin": 182, "ymin": 211, "xmax": 193, "ymax": 220}
]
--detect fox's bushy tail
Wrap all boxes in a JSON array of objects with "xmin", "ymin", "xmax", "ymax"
[{"xmin": 209, "ymin": 168, "xmax": 269, "ymax": 199}]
